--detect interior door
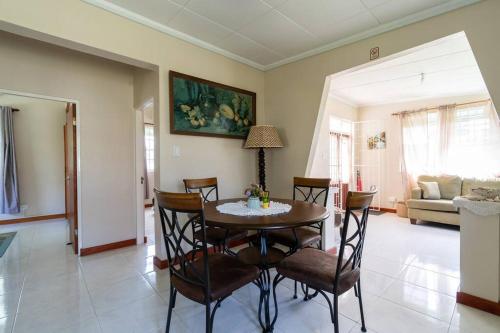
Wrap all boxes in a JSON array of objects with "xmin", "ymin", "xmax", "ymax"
[
  {"xmin": 65, "ymin": 103, "xmax": 78, "ymax": 254},
  {"xmin": 135, "ymin": 109, "xmax": 145, "ymax": 244}
]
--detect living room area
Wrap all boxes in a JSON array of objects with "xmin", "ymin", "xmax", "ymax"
[{"xmin": 308, "ymin": 30, "xmax": 500, "ymax": 318}]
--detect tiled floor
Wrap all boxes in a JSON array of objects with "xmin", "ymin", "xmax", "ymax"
[
  {"xmin": 0, "ymin": 214, "xmax": 499, "ymax": 332},
  {"xmin": 145, "ymin": 207, "xmax": 155, "ymax": 245}
]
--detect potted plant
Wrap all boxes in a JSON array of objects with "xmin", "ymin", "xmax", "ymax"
[{"xmin": 244, "ymin": 184, "xmax": 264, "ymax": 209}]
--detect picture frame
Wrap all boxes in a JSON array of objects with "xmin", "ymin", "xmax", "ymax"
[{"xmin": 169, "ymin": 71, "xmax": 256, "ymax": 139}]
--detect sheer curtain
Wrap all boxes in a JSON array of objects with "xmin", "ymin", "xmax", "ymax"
[{"xmin": 399, "ymin": 101, "xmax": 500, "ymax": 199}]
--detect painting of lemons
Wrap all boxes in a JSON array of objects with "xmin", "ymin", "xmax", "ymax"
[{"xmin": 169, "ymin": 71, "xmax": 256, "ymax": 139}]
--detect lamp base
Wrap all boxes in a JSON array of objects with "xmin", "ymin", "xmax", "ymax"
[{"xmin": 258, "ymin": 147, "xmax": 266, "ymax": 191}]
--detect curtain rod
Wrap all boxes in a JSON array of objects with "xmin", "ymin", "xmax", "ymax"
[
  {"xmin": 12, "ymin": 108, "xmax": 19, "ymax": 112},
  {"xmin": 391, "ymin": 98, "xmax": 491, "ymax": 116}
]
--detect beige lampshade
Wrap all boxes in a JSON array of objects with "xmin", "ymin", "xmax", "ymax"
[{"xmin": 244, "ymin": 125, "xmax": 284, "ymax": 148}]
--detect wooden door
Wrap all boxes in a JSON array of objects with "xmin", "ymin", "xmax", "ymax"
[{"xmin": 65, "ymin": 103, "xmax": 78, "ymax": 254}]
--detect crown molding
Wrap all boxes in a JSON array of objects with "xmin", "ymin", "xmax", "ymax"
[
  {"xmin": 82, "ymin": 0, "xmax": 267, "ymax": 71},
  {"xmin": 82, "ymin": 0, "xmax": 481, "ymax": 72},
  {"xmin": 264, "ymin": 0, "xmax": 482, "ymax": 70}
]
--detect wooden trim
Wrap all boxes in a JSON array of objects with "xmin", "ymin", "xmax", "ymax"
[
  {"xmin": 153, "ymin": 236, "xmax": 251, "ymax": 270},
  {"xmin": 456, "ymin": 292, "xmax": 500, "ymax": 316},
  {"xmin": 80, "ymin": 238, "xmax": 136, "ymax": 256},
  {"xmin": 153, "ymin": 255, "xmax": 168, "ymax": 269},
  {"xmin": 370, "ymin": 206, "xmax": 397, "ymax": 213},
  {"xmin": 0, "ymin": 213, "xmax": 66, "ymax": 225},
  {"xmin": 169, "ymin": 71, "xmax": 256, "ymax": 140},
  {"xmin": 145, "ymin": 203, "xmax": 154, "ymax": 208}
]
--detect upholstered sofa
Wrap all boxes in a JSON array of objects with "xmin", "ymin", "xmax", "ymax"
[{"xmin": 407, "ymin": 175, "xmax": 500, "ymax": 226}]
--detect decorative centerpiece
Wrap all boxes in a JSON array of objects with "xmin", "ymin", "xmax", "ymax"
[
  {"xmin": 262, "ymin": 191, "xmax": 270, "ymax": 209},
  {"xmin": 244, "ymin": 184, "xmax": 264, "ymax": 209}
]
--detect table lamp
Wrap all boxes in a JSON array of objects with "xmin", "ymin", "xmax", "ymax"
[{"xmin": 244, "ymin": 125, "xmax": 284, "ymax": 191}]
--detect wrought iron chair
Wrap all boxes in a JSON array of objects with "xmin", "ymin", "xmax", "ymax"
[
  {"xmin": 184, "ymin": 177, "xmax": 247, "ymax": 253},
  {"xmin": 267, "ymin": 176, "xmax": 331, "ymax": 297},
  {"xmin": 272, "ymin": 191, "xmax": 376, "ymax": 333},
  {"xmin": 155, "ymin": 190, "xmax": 260, "ymax": 333}
]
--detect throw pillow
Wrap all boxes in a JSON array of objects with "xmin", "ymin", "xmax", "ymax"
[{"xmin": 418, "ymin": 181, "xmax": 441, "ymax": 200}]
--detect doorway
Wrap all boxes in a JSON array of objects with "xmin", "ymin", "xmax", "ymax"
[
  {"xmin": 135, "ymin": 98, "xmax": 155, "ymax": 246},
  {"xmin": 0, "ymin": 90, "xmax": 80, "ymax": 254}
]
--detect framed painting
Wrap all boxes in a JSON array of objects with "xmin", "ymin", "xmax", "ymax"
[{"xmin": 169, "ymin": 71, "xmax": 256, "ymax": 139}]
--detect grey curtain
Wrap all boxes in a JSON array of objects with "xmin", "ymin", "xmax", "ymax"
[{"xmin": 0, "ymin": 106, "xmax": 20, "ymax": 214}]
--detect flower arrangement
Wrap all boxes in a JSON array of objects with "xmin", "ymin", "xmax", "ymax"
[{"xmin": 244, "ymin": 184, "xmax": 264, "ymax": 198}]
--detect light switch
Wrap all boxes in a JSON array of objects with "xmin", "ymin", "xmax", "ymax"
[{"xmin": 173, "ymin": 145, "xmax": 181, "ymax": 157}]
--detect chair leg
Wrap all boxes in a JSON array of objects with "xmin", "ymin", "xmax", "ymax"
[
  {"xmin": 165, "ymin": 285, "xmax": 177, "ymax": 333},
  {"xmin": 357, "ymin": 280, "xmax": 367, "ymax": 332},
  {"xmin": 206, "ymin": 303, "xmax": 212, "ymax": 333},
  {"xmin": 333, "ymin": 294, "xmax": 339, "ymax": 333},
  {"xmin": 293, "ymin": 280, "xmax": 298, "ymax": 299}
]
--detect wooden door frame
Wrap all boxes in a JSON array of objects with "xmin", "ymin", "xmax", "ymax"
[{"xmin": 0, "ymin": 88, "xmax": 82, "ymax": 254}]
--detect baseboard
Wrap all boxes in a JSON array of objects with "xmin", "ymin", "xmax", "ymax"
[
  {"xmin": 456, "ymin": 291, "xmax": 500, "ymax": 316},
  {"xmin": 153, "ymin": 255, "xmax": 168, "ymax": 269},
  {"xmin": 80, "ymin": 238, "xmax": 137, "ymax": 256},
  {"xmin": 370, "ymin": 206, "xmax": 397, "ymax": 213},
  {"xmin": 153, "ymin": 236, "xmax": 250, "ymax": 270},
  {"xmin": 0, "ymin": 213, "xmax": 66, "ymax": 225}
]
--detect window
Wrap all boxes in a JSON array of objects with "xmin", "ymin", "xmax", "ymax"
[
  {"xmin": 401, "ymin": 102, "xmax": 500, "ymax": 179},
  {"xmin": 329, "ymin": 117, "xmax": 351, "ymax": 183},
  {"xmin": 144, "ymin": 124, "xmax": 154, "ymax": 172}
]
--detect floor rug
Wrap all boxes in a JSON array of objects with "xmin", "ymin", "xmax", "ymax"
[{"xmin": 0, "ymin": 232, "xmax": 16, "ymax": 257}]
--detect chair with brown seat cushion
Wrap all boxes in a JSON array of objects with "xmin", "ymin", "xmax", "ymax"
[
  {"xmin": 155, "ymin": 190, "xmax": 260, "ymax": 333},
  {"xmin": 184, "ymin": 177, "xmax": 247, "ymax": 253},
  {"xmin": 267, "ymin": 176, "xmax": 330, "ymax": 297},
  {"xmin": 272, "ymin": 191, "xmax": 376, "ymax": 333}
]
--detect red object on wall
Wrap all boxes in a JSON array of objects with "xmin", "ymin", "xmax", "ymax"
[{"xmin": 356, "ymin": 170, "xmax": 363, "ymax": 191}]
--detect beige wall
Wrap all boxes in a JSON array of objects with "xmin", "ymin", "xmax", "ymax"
[
  {"xmin": 358, "ymin": 94, "xmax": 489, "ymax": 208},
  {"xmin": 0, "ymin": 95, "xmax": 66, "ymax": 218},
  {"xmin": 0, "ymin": 0, "xmax": 265, "ymax": 257},
  {"xmin": 309, "ymin": 96, "xmax": 358, "ymax": 178},
  {"xmin": 265, "ymin": 0, "xmax": 500, "ymax": 200},
  {"xmin": 0, "ymin": 31, "xmax": 136, "ymax": 248}
]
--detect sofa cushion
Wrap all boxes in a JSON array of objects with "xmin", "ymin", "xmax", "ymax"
[
  {"xmin": 406, "ymin": 199, "xmax": 458, "ymax": 212},
  {"xmin": 461, "ymin": 178, "xmax": 500, "ymax": 195},
  {"xmin": 417, "ymin": 175, "xmax": 462, "ymax": 200},
  {"xmin": 418, "ymin": 181, "xmax": 441, "ymax": 199}
]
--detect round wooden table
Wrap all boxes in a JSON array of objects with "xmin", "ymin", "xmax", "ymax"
[{"xmin": 204, "ymin": 198, "xmax": 329, "ymax": 333}]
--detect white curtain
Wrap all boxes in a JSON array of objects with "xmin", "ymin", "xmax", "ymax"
[{"xmin": 399, "ymin": 101, "xmax": 500, "ymax": 199}]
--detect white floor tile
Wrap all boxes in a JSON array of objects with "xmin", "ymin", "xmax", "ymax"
[
  {"xmin": 88, "ymin": 275, "xmax": 156, "ymax": 315},
  {"xmin": 399, "ymin": 266, "xmax": 460, "ymax": 297},
  {"xmin": 0, "ymin": 317, "xmax": 14, "ymax": 333},
  {"xmin": 364, "ymin": 297, "xmax": 450, "ymax": 333},
  {"xmin": 3, "ymin": 212, "xmax": 496, "ymax": 333},
  {"xmin": 362, "ymin": 255, "xmax": 408, "ymax": 278},
  {"xmin": 382, "ymin": 279, "xmax": 456, "ymax": 322},
  {"xmin": 449, "ymin": 304, "xmax": 500, "ymax": 333}
]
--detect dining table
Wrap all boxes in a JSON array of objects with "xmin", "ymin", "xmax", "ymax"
[{"xmin": 204, "ymin": 198, "xmax": 329, "ymax": 333}]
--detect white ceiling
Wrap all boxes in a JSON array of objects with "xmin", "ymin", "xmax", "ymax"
[
  {"xmin": 83, "ymin": 0, "xmax": 481, "ymax": 70},
  {"xmin": 329, "ymin": 32, "xmax": 489, "ymax": 106}
]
